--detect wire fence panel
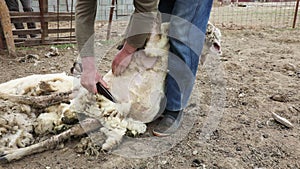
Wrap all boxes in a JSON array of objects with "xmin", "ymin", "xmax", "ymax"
[
  {"xmin": 30, "ymin": 0, "xmax": 299, "ymax": 29},
  {"xmin": 210, "ymin": 1, "xmax": 299, "ymax": 29}
]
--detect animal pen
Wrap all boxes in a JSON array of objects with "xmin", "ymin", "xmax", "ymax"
[{"xmin": 0, "ymin": 0, "xmax": 299, "ymax": 56}]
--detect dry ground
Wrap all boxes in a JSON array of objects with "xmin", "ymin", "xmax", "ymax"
[{"xmin": 0, "ymin": 21, "xmax": 299, "ymax": 169}]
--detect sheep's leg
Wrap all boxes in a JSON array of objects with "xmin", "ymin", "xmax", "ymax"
[
  {"xmin": 0, "ymin": 91, "xmax": 72, "ymax": 108},
  {"xmin": 0, "ymin": 118, "xmax": 102, "ymax": 163}
]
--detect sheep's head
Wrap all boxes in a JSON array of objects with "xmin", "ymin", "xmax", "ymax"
[{"xmin": 205, "ymin": 22, "xmax": 222, "ymax": 55}]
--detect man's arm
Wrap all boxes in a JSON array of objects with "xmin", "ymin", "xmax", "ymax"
[
  {"xmin": 75, "ymin": 0, "xmax": 97, "ymax": 56},
  {"xmin": 112, "ymin": 0, "xmax": 159, "ymax": 75},
  {"xmin": 75, "ymin": 0, "xmax": 108, "ymax": 93},
  {"xmin": 126, "ymin": 0, "xmax": 158, "ymax": 49}
]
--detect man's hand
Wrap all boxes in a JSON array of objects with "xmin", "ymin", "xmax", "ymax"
[
  {"xmin": 112, "ymin": 42, "xmax": 136, "ymax": 76},
  {"xmin": 81, "ymin": 57, "xmax": 108, "ymax": 94}
]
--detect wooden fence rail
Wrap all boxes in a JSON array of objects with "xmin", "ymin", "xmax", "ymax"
[{"xmin": 0, "ymin": 0, "xmax": 75, "ymax": 53}]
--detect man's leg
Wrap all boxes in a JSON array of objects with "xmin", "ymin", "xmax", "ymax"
[
  {"xmin": 4, "ymin": 0, "xmax": 19, "ymax": 12},
  {"xmin": 158, "ymin": 0, "xmax": 175, "ymax": 22},
  {"xmin": 4, "ymin": 0, "xmax": 27, "ymax": 38},
  {"xmin": 153, "ymin": 0, "xmax": 213, "ymax": 136},
  {"xmin": 20, "ymin": 0, "xmax": 37, "ymax": 37}
]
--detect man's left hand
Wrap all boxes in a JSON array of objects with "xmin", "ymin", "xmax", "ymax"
[{"xmin": 112, "ymin": 42, "xmax": 136, "ymax": 76}]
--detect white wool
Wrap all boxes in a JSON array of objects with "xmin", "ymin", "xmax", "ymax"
[
  {"xmin": 0, "ymin": 73, "xmax": 78, "ymax": 150},
  {"xmin": 0, "ymin": 100, "xmax": 36, "ymax": 150},
  {"xmin": 34, "ymin": 112, "xmax": 61, "ymax": 134},
  {"xmin": 103, "ymin": 23, "xmax": 170, "ymax": 123},
  {"xmin": 100, "ymin": 127, "xmax": 125, "ymax": 151},
  {"xmin": 0, "ymin": 72, "xmax": 77, "ymax": 95},
  {"xmin": 7, "ymin": 130, "xmax": 23, "ymax": 148},
  {"xmin": 64, "ymin": 23, "xmax": 170, "ymax": 150},
  {"xmin": 0, "ymin": 23, "xmax": 170, "ymax": 151},
  {"xmin": 69, "ymin": 87, "xmax": 147, "ymax": 150}
]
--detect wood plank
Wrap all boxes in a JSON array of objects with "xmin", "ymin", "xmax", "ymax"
[
  {"xmin": 9, "ymin": 12, "xmax": 75, "ymax": 16},
  {"xmin": 15, "ymin": 40, "xmax": 76, "ymax": 47},
  {"xmin": 47, "ymin": 28, "xmax": 75, "ymax": 34},
  {"xmin": 10, "ymin": 15, "xmax": 75, "ymax": 23},
  {"xmin": 12, "ymin": 29, "xmax": 41, "ymax": 35},
  {"xmin": 0, "ymin": 0, "xmax": 16, "ymax": 56},
  {"xmin": 12, "ymin": 28, "xmax": 75, "ymax": 35},
  {"xmin": 14, "ymin": 37, "xmax": 76, "ymax": 42}
]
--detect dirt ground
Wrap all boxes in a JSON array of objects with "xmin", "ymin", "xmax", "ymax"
[{"xmin": 0, "ymin": 21, "xmax": 299, "ymax": 169}]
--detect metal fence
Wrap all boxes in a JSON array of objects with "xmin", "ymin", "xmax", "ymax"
[
  {"xmin": 30, "ymin": 1, "xmax": 299, "ymax": 28},
  {"xmin": 210, "ymin": 1, "xmax": 299, "ymax": 29},
  {"xmin": 31, "ymin": 0, "xmax": 134, "ymax": 20},
  {"xmin": 2, "ymin": 0, "xmax": 299, "ymax": 51}
]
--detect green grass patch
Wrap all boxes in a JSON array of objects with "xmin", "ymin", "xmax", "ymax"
[{"xmin": 53, "ymin": 44, "xmax": 75, "ymax": 49}]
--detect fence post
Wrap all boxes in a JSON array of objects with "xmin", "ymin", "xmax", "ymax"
[
  {"xmin": 293, "ymin": 0, "xmax": 299, "ymax": 28},
  {"xmin": 0, "ymin": 0, "xmax": 16, "ymax": 57},
  {"xmin": 39, "ymin": 0, "xmax": 49, "ymax": 44},
  {"xmin": 107, "ymin": 0, "xmax": 116, "ymax": 40}
]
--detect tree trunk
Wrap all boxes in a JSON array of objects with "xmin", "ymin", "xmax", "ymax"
[{"xmin": 0, "ymin": 1, "xmax": 16, "ymax": 57}]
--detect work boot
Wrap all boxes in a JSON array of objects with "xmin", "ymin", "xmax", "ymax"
[{"xmin": 152, "ymin": 109, "xmax": 183, "ymax": 137}]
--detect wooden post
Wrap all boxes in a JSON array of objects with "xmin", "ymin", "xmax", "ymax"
[
  {"xmin": 106, "ymin": 0, "xmax": 115, "ymax": 40},
  {"xmin": 293, "ymin": 0, "xmax": 299, "ymax": 28},
  {"xmin": 57, "ymin": 0, "xmax": 60, "ymax": 39},
  {"xmin": 69, "ymin": 0, "xmax": 74, "ymax": 43},
  {"xmin": 39, "ymin": 0, "xmax": 49, "ymax": 44},
  {"xmin": 0, "ymin": 24, "xmax": 5, "ymax": 49},
  {"xmin": 0, "ymin": 0, "xmax": 16, "ymax": 56},
  {"xmin": 65, "ymin": 0, "xmax": 69, "ymax": 12}
]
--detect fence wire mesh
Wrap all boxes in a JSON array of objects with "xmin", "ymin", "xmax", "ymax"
[
  {"xmin": 210, "ymin": 0, "xmax": 299, "ymax": 29},
  {"xmin": 30, "ymin": 0, "xmax": 299, "ymax": 29}
]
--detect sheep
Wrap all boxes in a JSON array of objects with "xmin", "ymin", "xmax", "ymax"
[
  {"xmin": 200, "ymin": 21, "xmax": 222, "ymax": 65},
  {"xmin": 67, "ymin": 22, "xmax": 170, "ymax": 150},
  {"xmin": 0, "ymin": 23, "xmax": 170, "ymax": 162},
  {"xmin": 0, "ymin": 22, "xmax": 221, "ymax": 162}
]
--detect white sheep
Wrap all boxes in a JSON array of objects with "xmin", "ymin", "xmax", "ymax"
[
  {"xmin": 0, "ymin": 23, "xmax": 170, "ymax": 162},
  {"xmin": 0, "ymin": 22, "xmax": 221, "ymax": 162},
  {"xmin": 68, "ymin": 22, "xmax": 170, "ymax": 150},
  {"xmin": 200, "ymin": 21, "xmax": 222, "ymax": 65}
]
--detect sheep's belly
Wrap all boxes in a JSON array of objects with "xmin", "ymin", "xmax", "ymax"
[
  {"xmin": 105, "ymin": 70, "xmax": 165, "ymax": 123},
  {"xmin": 104, "ymin": 52, "xmax": 168, "ymax": 123}
]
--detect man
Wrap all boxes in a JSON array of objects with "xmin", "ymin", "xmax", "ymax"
[
  {"xmin": 76, "ymin": 0, "xmax": 213, "ymax": 137},
  {"xmin": 4, "ymin": 0, "xmax": 37, "ymax": 38},
  {"xmin": 151, "ymin": 0, "xmax": 214, "ymax": 136},
  {"xmin": 75, "ymin": 0, "xmax": 158, "ymax": 94}
]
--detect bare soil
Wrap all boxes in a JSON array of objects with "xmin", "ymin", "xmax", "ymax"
[{"xmin": 0, "ymin": 21, "xmax": 299, "ymax": 169}]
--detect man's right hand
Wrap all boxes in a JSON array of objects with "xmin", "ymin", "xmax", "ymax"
[{"xmin": 81, "ymin": 57, "xmax": 108, "ymax": 94}]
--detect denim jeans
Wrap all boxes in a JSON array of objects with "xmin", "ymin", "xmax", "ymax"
[{"xmin": 159, "ymin": 0, "xmax": 213, "ymax": 111}]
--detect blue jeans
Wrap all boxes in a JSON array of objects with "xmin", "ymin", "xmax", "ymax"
[{"xmin": 159, "ymin": 0, "xmax": 213, "ymax": 111}]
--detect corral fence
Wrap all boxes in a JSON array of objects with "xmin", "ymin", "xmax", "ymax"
[
  {"xmin": 0, "ymin": 0, "xmax": 76, "ymax": 49},
  {"xmin": 0, "ymin": 0, "xmax": 134, "ymax": 50},
  {"xmin": 210, "ymin": 0, "xmax": 300, "ymax": 29},
  {"xmin": 0, "ymin": 0, "xmax": 299, "ymax": 52}
]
